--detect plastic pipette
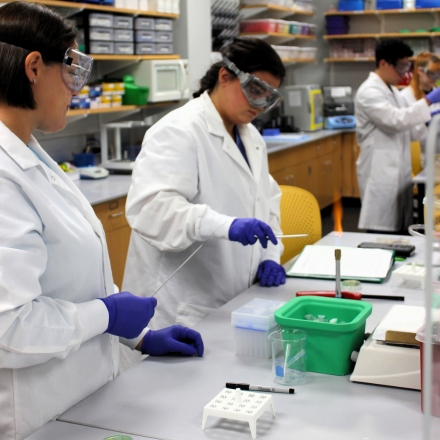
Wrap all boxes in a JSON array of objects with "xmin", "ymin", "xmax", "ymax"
[{"xmin": 335, "ymin": 249, "xmax": 342, "ymax": 298}]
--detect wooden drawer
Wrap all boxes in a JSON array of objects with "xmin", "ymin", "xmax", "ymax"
[{"xmin": 93, "ymin": 197, "xmax": 129, "ymax": 232}]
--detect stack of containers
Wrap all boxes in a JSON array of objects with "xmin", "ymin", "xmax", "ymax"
[
  {"xmin": 134, "ymin": 17, "xmax": 173, "ymax": 54},
  {"xmin": 329, "ymin": 38, "xmax": 375, "ymax": 58},
  {"xmin": 376, "ymin": 0, "xmax": 403, "ymax": 8},
  {"xmin": 326, "ymin": 15, "xmax": 349, "ymax": 35},
  {"xmin": 113, "ymin": 15, "xmax": 135, "ymax": 55},
  {"xmin": 337, "ymin": 0, "xmax": 365, "ymax": 10},
  {"xmin": 231, "ymin": 298, "xmax": 285, "ymax": 359},
  {"xmin": 416, "ymin": 0, "xmax": 440, "ymax": 6}
]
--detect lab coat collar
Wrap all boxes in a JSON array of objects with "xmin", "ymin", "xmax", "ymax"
[
  {"xmin": 0, "ymin": 121, "xmax": 40, "ymax": 170},
  {"xmin": 200, "ymin": 91, "xmax": 264, "ymax": 182},
  {"xmin": 369, "ymin": 72, "xmax": 398, "ymax": 100}
]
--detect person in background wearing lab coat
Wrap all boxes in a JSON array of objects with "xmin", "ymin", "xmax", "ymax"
[
  {"xmin": 400, "ymin": 52, "xmax": 440, "ymax": 166},
  {"xmin": 123, "ymin": 38, "xmax": 286, "ymax": 329},
  {"xmin": 355, "ymin": 39, "xmax": 440, "ymax": 234},
  {"xmin": 0, "ymin": 3, "xmax": 202, "ymax": 439}
]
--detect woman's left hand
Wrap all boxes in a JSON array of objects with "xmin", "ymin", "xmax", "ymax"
[
  {"xmin": 257, "ymin": 260, "xmax": 286, "ymax": 287},
  {"xmin": 141, "ymin": 325, "xmax": 204, "ymax": 357}
]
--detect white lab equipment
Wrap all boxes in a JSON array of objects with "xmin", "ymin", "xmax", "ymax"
[
  {"xmin": 202, "ymin": 388, "xmax": 275, "ymax": 439},
  {"xmin": 100, "ymin": 121, "xmax": 147, "ymax": 172},
  {"xmin": 231, "ymin": 298, "xmax": 285, "ymax": 358},
  {"xmin": 390, "ymin": 262, "xmax": 427, "ymax": 290}
]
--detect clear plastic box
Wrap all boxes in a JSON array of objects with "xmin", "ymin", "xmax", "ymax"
[
  {"xmin": 154, "ymin": 43, "xmax": 173, "ymax": 54},
  {"xmin": 135, "ymin": 30, "xmax": 155, "ymax": 42},
  {"xmin": 113, "ymin": 15, "xmax": 134, "ymax": 29},
  {"xmin": 115, "ymin": 42, "xmax": 134, "ymax": 55},
  {"xmin": 155, "ymin": 18, "xmax": 173, "ymax": 31},
  {"xmin": 135, "ymin": 42, "xmax": 155, "ymax": 54},
  {"xmin": 134, "ymin": 17, "xmax": 155, "ymax": 30},
  {"xmin": 88, "ymin": 13, "xmax": 113, "ymax": 28},
  {"xmin": 89, "ymin": 27, "xmax": 113, "ymax": 41},
  {"xmin": 231, "ymin": 298, "xmax": 285, "ymax": 359},
  {"xmin": 114, "ymin": 29, "xmax": 134, "ymax": 42},
  {"xmin": 155, "ymin": 31, "xmax": 173, "ymax": 43},
  {"xmin": 89, "ymin": 41, "xmax": 114, "ymax": 54},
  {"xmin": 415, "ymin": 321, "xmax": 440, "ymax": 417}
]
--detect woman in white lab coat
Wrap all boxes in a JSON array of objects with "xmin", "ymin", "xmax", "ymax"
[
  {"xmin": 0, "ymin": 3, "xmax": 202, "ymax": 439},
  {"xmin": 123, "ymin": 38, "xmax": 287, "ymax": 329},
  {"xmin": 355, "ymin": 39, "xmax": 440, "ymax": 233},
  {"xmin": 400, "ymin": 52, "xmax": 440, "ymax": 164}
]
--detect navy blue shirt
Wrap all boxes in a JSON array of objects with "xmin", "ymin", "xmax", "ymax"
[{"xmin": 234, "ymin": 127, "xmax": 251, "ymax": 169}]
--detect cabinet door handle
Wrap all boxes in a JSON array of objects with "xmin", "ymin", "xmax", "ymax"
[{"xmin": 109, "ymin": 211, "xmax": 124, "ymax": 218}]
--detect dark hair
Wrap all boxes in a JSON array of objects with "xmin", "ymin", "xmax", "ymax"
[
  {"xmin": 0, "ymin": 1, "xmax": 76, "ymax": 109},
  {"xmin": 193, "ymin": 38, "xmax": 286, "ymax": 98},
  {"xmin": 375, "ymin": 39, "xmax": 413, "ymax": 68}
]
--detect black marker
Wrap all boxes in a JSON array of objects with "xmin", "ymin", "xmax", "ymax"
[{"xmin": 226, "ymin": 382, "xmax": 294, "ymax": 394}]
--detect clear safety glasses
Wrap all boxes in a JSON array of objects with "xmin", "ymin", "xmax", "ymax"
[
  {"xmin": 390, "ymin": 60, "xmax": 412, "ymax": 76},
  {"xmin": 222, "ymin": 56, "xmax": 283, "ymax": 113},
  {"xmin": 61, "ymin": 48, "xmax": 93, "ymax": 92},
  {"xmin": 421, "ymin": 67, "xmax": 440, "ymax": 81}
]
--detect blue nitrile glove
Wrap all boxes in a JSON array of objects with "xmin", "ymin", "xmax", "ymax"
[
  {"xmin": 228, "ymin": 218, "xmax": 277, "ymax": 249},
  {"xmin": 257, "ymin": 260, "xmax": 286, "ymax": 287},
  {"xmin": 426, "ymin": 88, "xmax": 440, "ymax": 105},
  {"xmin": 99, "ymin": 292, "xmax": 157, "ymax": 339},
  {"xmin": 141, "ymin": 325, "xmax": 204, "ymax": 357}
]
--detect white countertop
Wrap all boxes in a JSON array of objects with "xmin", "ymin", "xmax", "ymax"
[{"xmin": 76, "ymin": 129, "xmax": 354, "ymax": 206}]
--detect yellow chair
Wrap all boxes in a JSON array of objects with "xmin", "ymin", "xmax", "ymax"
[
  {"xmin": 279, "ymin": 185, "xmax": 322, "ymax": 265},
  {"xmin": 411, "ymin": 141, "xmax": 423, "ymax": 178}
]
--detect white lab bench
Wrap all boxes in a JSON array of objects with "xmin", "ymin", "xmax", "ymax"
[{"xmin": 27, "ymin": 232, "xmax": 440, "ymax": 440}]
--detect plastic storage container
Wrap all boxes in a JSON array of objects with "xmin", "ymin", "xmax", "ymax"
[
  {"xmin": 134, "ymin": 17, "xmax": 155, "ymax": 30},
  {"xmin": 154, "ymin": 43, "xmax": 173, "ymax": 54},
  {"xmin": 231, "ymin": 298, "xmax": 286, "ymax": 359},
  {"xmin": 275, "ymin": 296, "xmax": 372, "ymax": 375},
  {"xmin": 89, "ymin": 41, "xmax": 114, "ymax": 54},
  {"xmin": 135, "ymin": 30, "xmax": 155, "ymax": 42},
  {"xmin": 88, "ymin": 13, "xmax": 113, "ymax": 28},
  {"xmin": 155, "ymin": 18, "xmax": 173, "ymax": 31},
  {"xmin": 289, "ymin": 21, "xmax": 303, "ymax": 35},
  {"xmin": 155, "ymin": 31, "xmax": 173, "ymax": 42},
  {"xmin": 115, "ymin": 42, "xmax": 134, "ymax": 54},
  {"xmin": 122, "ymin": 75, "xmax": 149, "ymax": 105},
  {"xmin": 416, "ymin": 0, "xmax": 440, "ymax": 6},
  {"xmin": 415, "ymin": 322, "xmax": 440, "ymax": 418},
  {"xmin": 135, "ymin": 42, "xmax": 155, "ymax": 54},
  {"xmin": 113, "ymin": 15, "xmax": 133, "ymax": 29},
  {"xmin": 114, "ymin": 29, "xmax": 134, "ymax": 42},
  {"xmin": 89, "ymin": 27, "xmax": 113, "ymax": 41},
  {"xmin": 240, "ymin": 19, "xmax": 279, "ymax": 33},
  {"xmin": 338, "ymin": 0, "xmax": 365, "ymax": 10},
  {"xmin": 272, "ymin": 45, "xmax": 291, "ymax": 59},
  {"xmin": 376, "ymin": 0, "xmax": 403, "ymax": 8}
]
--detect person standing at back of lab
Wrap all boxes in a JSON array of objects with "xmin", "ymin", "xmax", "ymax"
[
  {"xmin": 123, "ymin": 38, "xmax": 286, "ymax": 329},
  {"xmin": 0, "ymin": 3, "xmax": 203, "ymax": 439},
  {"xmin": 355, "ymin": 39, "xmax": 440, "ymax": 233}
]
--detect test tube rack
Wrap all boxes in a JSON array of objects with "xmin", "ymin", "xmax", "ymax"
[
  {"xmin": 202, "ymin": 388, "xmax": 275, "ymax": 439},
  {"xmin": 390, "ymin": 262, "xmax": 426, "ymax": 290}
]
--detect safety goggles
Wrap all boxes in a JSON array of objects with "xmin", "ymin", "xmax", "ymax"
[
  {"xmin": 222, "ymin": 56, "xmax": 283, "ymax": 112},
  {"xmin": 390, "ymin": 60, "xmax": 412, "ymax": 76},
  {"xmin": 421, "ymin": 67, "xmax": 440, "ymax": 81},
  {"xmin": 61, "ymin": 48, "xmax": 93, "ymax": 92}
]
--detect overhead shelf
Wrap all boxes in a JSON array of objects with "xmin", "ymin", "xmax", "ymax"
[
  {"xmin": 7, "ymin": 0, "xmax": 179, "ymax": 18},
  {"xmin": 282, "ymin": 57, "xmax": 316, "ymax": 64},
  {"xmin": 324, "ymin": 57, "xmax": 375, "ymax": 62},
  {"xmin": 324, "ymin": 32, "xmax": 439, "ymax": 39},
  {"xmin": 240, "ymin": 3, "xmax": 315, "ymax": 19},
  {"xmin": 240, "ymin": 32, "xmax": 315, "ymax": 43},
  {"xmin": 324, "ymin": 8, "xmax": 440, "ymax": 16},
  {"xmin": 90, "ymin": 54, "xmax": 180, "ymax": 61}
]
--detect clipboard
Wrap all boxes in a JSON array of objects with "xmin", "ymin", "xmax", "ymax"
[{"xmin": 286, "ymin": 245, "xmax": 395, "ymax": 283}]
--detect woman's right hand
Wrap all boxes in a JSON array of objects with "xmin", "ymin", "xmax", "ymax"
[
  {"xmin": 228, "ymin": 218, "xmax": 277, "ymax": 249},
  {"xmin": 99, "ymin": 292, "xmax": 157, "ymax": 339}
]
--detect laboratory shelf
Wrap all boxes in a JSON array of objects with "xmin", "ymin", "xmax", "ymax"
[
  {"xmin": 5, "ymin": 0, "xmax": 179, "ymax": 18},
  {"xmin": 239, "ymin": 3, "xmax": 315, "ymax": 19},
  {"xmin": 324, "ymin": 57, "xmax": 375, "ymax": 62},
  {"xmin": 282, "ymin": 57, "xmax": 316, "ymax": 64},
  {"xmin": 89, "ymin": 54, "xmax": 180, "ymax": 61},
  {"xmin": 324, "ymin": 32, "xmax": 434, "ymax": 39},
  {"xmin": 240, "ymin": 32, "xmax": 315, "ymax": 44},
  {"xmin": 324, "ymin": 8, "xmax": 440, "ymax": 16}
]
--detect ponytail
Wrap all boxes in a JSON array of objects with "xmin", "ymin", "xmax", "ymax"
[{"xmin": 193, "ymin": 62, "xmax": 222, "ymax": 98}]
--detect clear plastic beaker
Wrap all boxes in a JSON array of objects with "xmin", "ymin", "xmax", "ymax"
[{"xmin": 268, "ymin": 329, "xmax": 307, "ymax": 385}]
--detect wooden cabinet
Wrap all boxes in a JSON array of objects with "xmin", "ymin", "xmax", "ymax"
[
  {"xmin": 269, "ymin": 134, "xmax": 343, "ymax": 209},
  {"xmin": 341, "ymin": 132, "xmax": 360, "ymax": 198},
  {"xmin": 93, "ymin": 197, "xmax": 131, "ymax": 290}
]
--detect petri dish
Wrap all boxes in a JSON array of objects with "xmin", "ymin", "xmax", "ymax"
[{"xmin": 341, "ymin": 279, "xmax": 361, "ymax": 291}]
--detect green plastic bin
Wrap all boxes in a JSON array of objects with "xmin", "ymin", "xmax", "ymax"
[
  {"xmin": 274, "ymin": 296, "xmax": 372, "ymax": 376},
  {"xmin": 122, "ymin": 75, "xmax": 149, "ymax": 106}
]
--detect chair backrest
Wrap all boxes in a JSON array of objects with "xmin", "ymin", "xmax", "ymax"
[
  {"xmin": 411, "ymin": 141, "xmax": 422, "ymax": 178},
  {"xmin": 279, "ymin": 185, "xmax": 322, "ymax": 265}
]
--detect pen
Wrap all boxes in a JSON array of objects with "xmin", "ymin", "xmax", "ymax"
[{"xmin": 226, "ymin": 382, "xmax": 294, "ymax": 394}]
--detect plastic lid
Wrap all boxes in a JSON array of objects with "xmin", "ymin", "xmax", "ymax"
[
  {"xmin": 231, "ymin": 298, "xmax": 286, "ymax": 331},
  {"xmin": 341, "ymin": 279, "xmax": 361, "ymax": 291},
  {"xmin": 415, "ymin": 321, "xmax": 440, "ymax": 345}
]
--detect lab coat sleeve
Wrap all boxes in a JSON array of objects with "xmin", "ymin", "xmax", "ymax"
[
  {"xmin": 261, "ymin": 174, "xmax": 283, "ymax": 263},
  {"xmin": 0, "ymin": 177, "xmax": 109, "ymax": 369},
  {"xmin": 126, "ymin": 123, "xmax": 235, "ymax": 252},
  {"xmin": 357, "ymin": 86, "xmax": 430, "ymax": 134}
]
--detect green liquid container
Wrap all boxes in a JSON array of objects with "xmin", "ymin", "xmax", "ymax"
[
  {"xmin": 122, "ymin": 75, "xmax": 149, "ymax": 106},
  {"xmin": 275, "ymin": 296, "xmax": 372, "ymax": 376}
]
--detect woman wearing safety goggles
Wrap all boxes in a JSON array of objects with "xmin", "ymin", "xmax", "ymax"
[
  {"xmin": 400, "ymin": 52, "xmax": 440, "ymax": 166},
  {"xmin": 123, "ymin": 38, "xmax": 287, "ymax": 333},
  {"xmin": 0, "ymin": 3, "xmax": 203, "ymax": 439}
]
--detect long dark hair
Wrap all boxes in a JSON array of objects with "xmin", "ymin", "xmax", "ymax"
[
  {"xmin": 193, "ymin": 38, "xmax": 286, "ymax": 98},
  {"xmin": 0, "ymin": 1, "xmax": 76, "ymax": 109}
]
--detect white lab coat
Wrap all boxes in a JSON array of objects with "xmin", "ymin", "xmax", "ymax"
[
  {"xmin": 355, "ymin": 72, "xmax": 431, "ymax": 231},
  {"xmin": 123, "ymin": 91, "xmax": 283, "ymax": 329},
  {"xmin": 0, "ymin": 121, "xmax": 125, "ymax": 440}
]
